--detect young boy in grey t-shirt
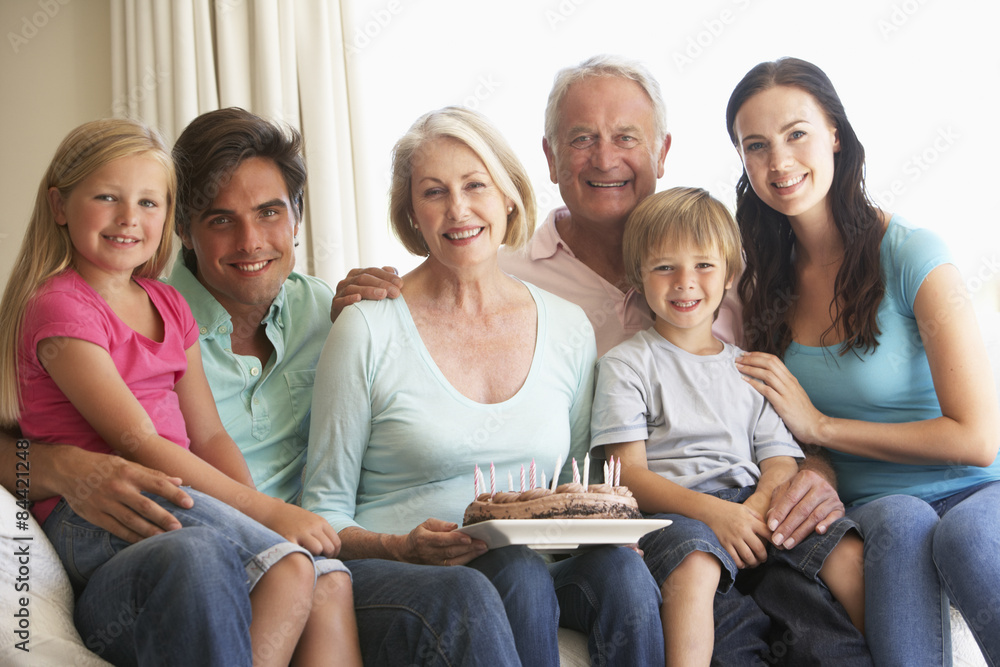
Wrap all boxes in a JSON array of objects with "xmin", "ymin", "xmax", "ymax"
[{"xmin": 591, "ymin": 187, "xmax": 865, "ymax": 666}]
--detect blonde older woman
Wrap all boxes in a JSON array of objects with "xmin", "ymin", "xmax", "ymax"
[{"xmin": 303, "ymin": 107, "xmax": 662, "ymax": 666}]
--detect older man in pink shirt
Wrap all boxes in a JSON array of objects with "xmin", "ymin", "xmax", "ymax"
[{"xmin": 494, "ymin": 57, "xmax": 740, "ymax": 355}]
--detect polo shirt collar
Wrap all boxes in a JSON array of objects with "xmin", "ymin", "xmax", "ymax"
[
  {"xmin": 528, "ymin": 207, "xmax": 574, "ymax": 261},
  {"xmin": 166, "ymin": 251, "xmax": 287, "ymax": 338}
]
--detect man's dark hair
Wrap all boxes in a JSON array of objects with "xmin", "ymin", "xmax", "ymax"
[{"xmin": 172, "ymin": 107, "xmax": 306, "ymax": 267}]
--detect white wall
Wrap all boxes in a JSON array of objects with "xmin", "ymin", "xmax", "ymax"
[
  {"xmin": 343, "ymin": 0, "xmax": 1000, "ymax": 311},
  {"xmin": 0, "ymin": 0, "xmax": 111, "ymax": 297},
  {"xmin": 2, "ymin": 0, "xmax": 997, "ymax": 314}
]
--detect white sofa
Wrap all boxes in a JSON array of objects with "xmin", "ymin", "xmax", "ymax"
[
  {"xmin": 4, "ymin": 316, "xmax": 998, "ymax": 666},
  {"xmin": 0, "ymin": 480, "xmax": 988, "ymax": 667}
]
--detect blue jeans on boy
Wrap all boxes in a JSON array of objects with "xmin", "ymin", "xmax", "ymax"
[
  {"xmin": 640, "ymin": 485, "xmax": 867, "ymax": 666},
  {"xmin": 466, "ymin": 544, "xmax": 663, "ymax": 667},
  {"xmin": 850, "ymin": 479, "xmax": 1000, "ymax": 667}
]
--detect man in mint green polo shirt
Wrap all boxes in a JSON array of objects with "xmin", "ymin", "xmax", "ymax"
[
  {"xmin": 165, "ymin": 258, "xmax": 332, "ymax": 504},
  {"xmin": 165, "ymin": 107, "xmax": 519, "ymax": 665}
]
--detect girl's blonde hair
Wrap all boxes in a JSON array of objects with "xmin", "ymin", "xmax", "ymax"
[
  {"xmin": 389, "ymin": 106, "xmax": 536, "ymax": 256},
  {"xmin": 0, "ymin": 118, "xmax": 176, "ymax": 426}
]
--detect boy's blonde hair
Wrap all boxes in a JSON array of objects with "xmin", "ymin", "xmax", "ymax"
[
  {"xmin": 0, "ymin": 118, "xmax": 176, "ymax": 426},
  {"xmin": 389, "ymin": 106, "xmax": 536, "ymax": 256},
  {"xmin": 623, "ymin": 187, "xmax": 743, "ymax": 292}
]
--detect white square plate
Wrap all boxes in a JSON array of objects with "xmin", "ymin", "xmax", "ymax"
[{"xmin": 455, "ymin": 519, "xmax": 671, "ymax": 554}]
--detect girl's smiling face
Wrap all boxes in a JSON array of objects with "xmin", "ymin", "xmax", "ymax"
[
  {"xmin": 732, "ymin": 85, "xmax": 841, "ymax": 226},
  {"xmin": 49, "ymin": 153, "xmax": 170, "ymax": 286}
]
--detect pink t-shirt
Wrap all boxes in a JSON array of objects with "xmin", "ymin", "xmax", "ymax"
[
  {"xmin": 499, "ymin": 207, "xmax": 742, "ymax": 356},
  {"xmin": 18, "ymin": 270, "xmax": 199, "ymax": 523}
]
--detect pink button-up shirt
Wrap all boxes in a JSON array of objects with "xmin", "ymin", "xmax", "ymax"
[{"xmin": 499, "ymin": 207, "xmax": 741, "ymax": 356}]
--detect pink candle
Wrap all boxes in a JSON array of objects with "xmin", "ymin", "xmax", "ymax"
[
  {"xmin": 474, "ymin": 465, "xmax": 480, "ymax": 498},
  {"xmin": 529, "ymin": 459, "xmax": 536, "ymax": 490},
  {"xmin": 614, "ymin": 458, "xmax": 621, "ymax": 486},
  {"xmin": 490, "ymin": 462, "xmax": 496, "ymax": 497},
  {"xmin": 520, "ymin": 465, "xmax": 525, "ymax": 492},
  {"xmin": 572, "ymin": 458, "xmax": 580, "ymax": 484}
]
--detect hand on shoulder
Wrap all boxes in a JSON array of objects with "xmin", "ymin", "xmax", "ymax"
[{"xmin": 331, "ymin": 266, "xmax": 403, "ymax": 323}]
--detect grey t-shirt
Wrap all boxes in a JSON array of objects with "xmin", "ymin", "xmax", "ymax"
[{"xmin": 591, "ymin": 328, "xmax": 802, "ymax": 493}]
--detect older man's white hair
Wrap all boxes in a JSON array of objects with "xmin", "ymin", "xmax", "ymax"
[{"xmin": 543, "ymin": 54, "xmax": 668, "ymax": 148}]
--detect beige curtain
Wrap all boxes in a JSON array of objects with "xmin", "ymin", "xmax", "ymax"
[{"xmin": 110, "ymin": 0, "xmax": 358, "ymax": 284}]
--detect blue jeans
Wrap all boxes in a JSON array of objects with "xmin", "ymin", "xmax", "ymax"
[
  {"xmin": 347, "ymin": 557, "xmax": 521, "ymax": 666},
  {"xmin": 44, "ymin": 488, "xmax": 346, "ymax": 666},
  {"xmin": 466, "ymin": 545, "xmax": 663, "ymax": 667},
  {"xmin": 640, "ymin": 487, "xmax": 858, "ymax": 593},
  {"xmin": 851, "ymin": 481, "xmax": 1000, "ymax": 667},
  {"xmin": 44, "ymin": 488, "xmax": 340, "ymax": 593},
  {"xmin": 550, "ymin": 544, "xmax": 663, "ymax": 666},
  {"xmin": 745, "ymin": 557, "xmax": 872, "ymax": 666},
  {"xmin": 641, "ymin": 486, "xmax": 871, "ymax": 666}
]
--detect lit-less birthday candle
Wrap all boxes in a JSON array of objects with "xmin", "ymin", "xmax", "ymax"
[
  {"xmin": 583, "ymin": 453, "xmax": 590, "ymax": 491},
  {"xmin": 551, "ymin": 455, "xmax": 562, "ymax": 491}
]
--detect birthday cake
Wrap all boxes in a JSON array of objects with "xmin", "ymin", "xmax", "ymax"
[
  {"xmin": 463, "ymin": 456, "xmax": 640, "ymax": 526},
  {"xmin": 463, "ymin": 483, "xmax": 641, "ymax": 525}
]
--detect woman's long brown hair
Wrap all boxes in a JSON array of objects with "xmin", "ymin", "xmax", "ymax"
[{"xmin": 726, "ymin": 58, "xmax": 885, "ymax": 357}]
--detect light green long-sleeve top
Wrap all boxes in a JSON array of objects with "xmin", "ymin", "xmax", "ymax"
[{"xmin": 302, "ymin": 281, "xmax": 596, "ymax": 534}]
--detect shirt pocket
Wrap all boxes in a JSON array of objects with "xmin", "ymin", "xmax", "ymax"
[{"xmin": 284, "ymin": 369, "xmax": 317, "ymax": 442}]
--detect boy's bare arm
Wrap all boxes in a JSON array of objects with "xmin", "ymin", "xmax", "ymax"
[
  {"xmin": 607, "ymin": 440, "xmax": 770, "ymax": 568},
  {"xmin": 606, "ymin": 440, "xmax": 715, "ymax": 517}
]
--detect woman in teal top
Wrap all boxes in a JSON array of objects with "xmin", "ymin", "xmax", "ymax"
[
  {"xmin": 727, "ymin": 58, "xmax": 1000, "ymax": 666},
  {"xmin": 303, "ymin": 107, "xmax": 662, "ymax": 667}
]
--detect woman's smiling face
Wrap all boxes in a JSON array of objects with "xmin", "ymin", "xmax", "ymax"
[
  {"xmin": 410, "ymin": 137, "xmax": 512, "ymax": 272},
  {"xmin": 733, "ymin": 85, "xmax": 841, "ymax": 225}
]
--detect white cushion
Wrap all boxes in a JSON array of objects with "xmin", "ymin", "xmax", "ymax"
[{"xmin": 0, "ymin": 485, "xmax": 112, "ymax": 666}]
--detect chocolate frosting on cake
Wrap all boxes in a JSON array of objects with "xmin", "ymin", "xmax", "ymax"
[{"xmin": 463, "ymin": 484, "xmax": 641, "ymax": 525}]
